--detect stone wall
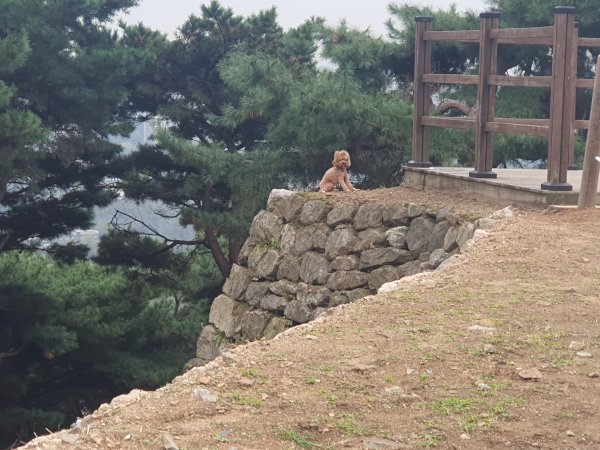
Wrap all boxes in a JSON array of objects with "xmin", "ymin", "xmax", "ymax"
[{"xmin": 194, "ymin": 189, "xmax": 501, "ymax": 365}]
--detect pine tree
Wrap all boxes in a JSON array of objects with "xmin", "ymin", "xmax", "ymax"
[{"xmin": 0, "ymin": 0, "xmax": 146, "ymax": 255}]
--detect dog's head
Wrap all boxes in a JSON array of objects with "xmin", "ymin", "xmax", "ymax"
[{"xmin": 332, "ymin": 150, "xmax": 351, "ymax": 170}]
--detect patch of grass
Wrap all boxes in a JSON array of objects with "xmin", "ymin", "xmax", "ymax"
[
  {"xmin": 259, "ymin": 239, "xmax": 281, "ymax": 250},
  {"xmin": 551, "ymin": 352, "xmax": 573, "ymax": 367},
  {"xmin": 419, "ymin": 433, "xmax": 442, "ymax": 448},
  {"xmin": 240, "ymin": 368, "xmax": 258, "ymax": 378},
  {"xmin": 336, "ymin": 413, "xmax": 367, "ymax": 436},
  {"xmin": 305, "ymin": 376, "xmax": 318, "ymax": 385},
  {"xmin": 430, "ymin": 397, "xmax": 473, "ymax": 415},
  {"xmin": 231, "ymin": 392, "xmax": 263, "ymax": 408},
  {"xmin": 276, "ymin": 427, "xmax": 316, "ymax": 449},
  {"xmin": 326, "ymin": 394, "xmax": 338, "ymax": 404},
  {"xmin": 383, "ymin": 374, "xmax": 394, "ymax": 383},
  {"xmin": 459, "ymin": 414, "xmax": 478, "ymax": 432},
  {"xmin": 391, "ymin": 291, "xmax": 421, "ymax": 302},
  {"xmin": 319, "ymin": 366, "xmax": 333, "ymax": 373},
  {"xmin": 528, "ymin": 330, "xmax": 566, "ymax": 353}
]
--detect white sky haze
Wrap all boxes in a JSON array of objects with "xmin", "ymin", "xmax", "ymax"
[{"xmin": 121, "ymin": 0, "xmax": 488, "ymax": 38}]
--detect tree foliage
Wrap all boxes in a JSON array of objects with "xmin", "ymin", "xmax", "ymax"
[
  {"xmin": 0, "ymin": 0, "xmax": 149, "ymax": 255},
  {"xmin": 0, "ymin": 251, "xmax": 205, "ymax": 447}
]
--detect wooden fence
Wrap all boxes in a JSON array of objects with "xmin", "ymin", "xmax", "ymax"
[{"xmin": 409, "ymin": 7, "xmax": 600, "ymax": 191}]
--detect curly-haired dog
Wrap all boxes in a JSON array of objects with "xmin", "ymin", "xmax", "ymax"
[{"xmin": 319, "ymin": 150, "xmax": 358, "ymax": 192}]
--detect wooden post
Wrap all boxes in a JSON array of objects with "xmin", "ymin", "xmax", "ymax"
[
  {"xmin": 470, "ymin": 11, "xmax": 500, "ymax": 179},
  {"xmin": 543, "ymin": 6, "xmax": 576, "ymax": 191},
  {"xmin": 409, "ymin": 16, "xmax": 433, "ymax": 168},
  {"xmin": 568, "ymin": 22, "xmax": 579, "ymax": 169},
  {"xmin": 577, "ymin": 55, "xmax": 600, "ymax": 208}
]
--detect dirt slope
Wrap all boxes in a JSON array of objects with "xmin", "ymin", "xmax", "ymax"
[{"xmin": 21, "ymin": 187, "xmax": 600, "ymax": 450}]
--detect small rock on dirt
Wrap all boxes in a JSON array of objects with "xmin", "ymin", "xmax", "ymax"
[
  {"xmin": 518, "ymin": 368, "xmax": 542, "ymax": 380},
  {"xmin": 193, "ymin": 388, "xmax": 217, "ymax": 402},
  {"xmin": 364, "ymin": 437, "xmax": 403, "ymax": 449},
  {"xmin": 468, "ymin": 325, "xmax": 496, "ymax": 333},
  {"xmin": 162, "ymin": 432, "xmax": 179, "ymax": 450},
  {"xmin": 568, "ymin": 341, "xmax": 585, "ymax": 351}
]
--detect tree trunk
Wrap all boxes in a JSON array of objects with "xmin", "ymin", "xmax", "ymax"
[
  {"xmin": 205, "ymin": 227, "xmax": 231, "ymax": 278},
  {"xmin": 228, "ymin": 237, "xmax": 241, "ymax": 266}
]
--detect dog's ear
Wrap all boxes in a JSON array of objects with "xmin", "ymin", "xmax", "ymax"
[{"xmin": 332, "ymin": 150, "xmax": 341, "ymax": 166}]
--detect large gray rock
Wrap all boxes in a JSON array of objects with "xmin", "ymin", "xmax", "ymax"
[
  {"xmin": 312, "ymin": 224, "xmax": 331, "ymax": 251},
  {"xmin": 359, "ymin": 248, "xmax": 414, "ymax": 270},
  {"xmin": 209, "ymin": 294, "xmax": 251, "ymax": 337},
  {"xmin": 398, "ymin": 260, "xmax": 422, "ymax": 277},
  {"xmin": 299, "ymin": 200, "xmax": 331, "ymax": 225},
  {"xmin": 428, "ymin": 248, "xmax": 449, "ymax": 269},
  {"xmin": 260, "ymin": 294, "xmax": 289, "ymax": 312},
  {"xmin": 296, "ymin": 283, "xmax": 331, "ymax": 307},
  {"xmin": 244, "ymin": 281, "xmax": 270, "ymax": 307},
  {"xmin": 354, "ymin": 228, "xmax": 386, "ymax": 251},
  {"xmin": 428, "ymin": 221, "xmax": 451, "ymax": 251},
  {"xmin": 248, "ymin": 247, "xmax": 281, "ymax": 280},
  {"xmin": 329, "ymin": 287, "xmax": 371, "ymax": 306},
  {"xmin": 222, "ymin": 264, "xmax": 252, "ymax": 300},
  {"xmin": 406, "ymin": 215, "xmax": 436, "ymax": 254},
  {"xmin": 354, "ymin": 203, "xmax": 383, "ymax": 230},
  {"xmin": 238, "ymin": 239, "xmax": 252, "ymax": 265},
  {"xmin": 240, "ymin": 310, "xmax": 273, "ymax": 341},
  {"xmin": 284, "ymin": 300, "xmax": 312, "ymax": 324},
  {"xmin": 407, "ymin": 203, "xmax": 427, "ymax": 218},
  {"xmin": 326, "ymin": 270, "xmax": 369, "ymax": 290},
  {"xmin": 269, "ymin": 279, "xmax": 298, "ymax": 297},
  {"xmin": 385, "ymin": 226, "xmax": 409, "ymax": 249},
  {"xmin": 293, "ymin": 224, "xmax": 330, "ymax": 254},
  {"xmin": 327, "ymin": 203, "xmax": 358, "ymax": 226},
  {"xmin": 435, "ymin": 207, "xmax": 452, "ymax": 222},
  {"xmin": 325, "ymin": 227, "xmax": 358, "ymax": 259},
  {"xmin": 294, "ymin": 226, "xmax": 316, "ymax": 254},
  {"xmin": 300, "ymin": 252, "xmax": 330, "ymax": 285},
  {"xmin": 456, "ymin": 222, "xmax": 476, "ymax": 248},
  {"xmin": 329, "ymin": 292, "xmax": 350, "ymax": 307},
  {"xmin": 368, "ymin": 265, "xmax": 402, "ymax": 290},
  {"xmin": 277, "ymin": 255, "xmax": 301, "ymax": 282},
  {"xmin": 443, "ymin": 225, "xmax": 460, "ymax": 252},
  {"xmin": 267, "ymin": 189, "xmax": 306, "ymax": 222},
  {"xmin": 329, "ymin": 255, "xmax": 360, "ymax": 272},
  {"xmin": 248, "ymin": 210, "xmax": 283, "ymax": 245},
  {"xmin": 475, "ymin": 217, "xmax": 498, "ymax": 230},
  {"xmin": 280, "ymin": 224, "xmax": 296, "ymax": 252},
  {"xmin": 195, "ymin": 325, "xmax": 222, "ymax": 362},
  {"xmin": 264, "ymin": 316, "xmax": 290, "ymax": 339},
  {"xmin": 382, "ymin": 204, "xmax": 409, "ymax": 226},
  {"xmin": 346, "ymin": 288, "xmax": 372, "ymax": 301}
]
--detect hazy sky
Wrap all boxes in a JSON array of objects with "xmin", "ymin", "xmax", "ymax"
[{"xmin": 120, "ymin": 0, "xmax": 488, "ymax": 38}]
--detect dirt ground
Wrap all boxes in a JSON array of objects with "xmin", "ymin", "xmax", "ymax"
[{"xmin": 20, "ymin": 186, "xmax": 600, "ymax": 450}]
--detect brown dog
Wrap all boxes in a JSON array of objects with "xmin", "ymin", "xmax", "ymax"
[{"xmin": 319, "ymin": 150, "xmax": 358, "ymax": 192}]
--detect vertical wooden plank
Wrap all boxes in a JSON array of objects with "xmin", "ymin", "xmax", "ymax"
[
  {"xmin": 470, "ymin": 12, "xmax": 501, "ymax": 179},
  {"xmin": 568, "ymin": 23, "xmax": 579, "ymax": 169},
  {"xmin": 543, "ymin": 6, "xmax": 575, "ymax": 191},
  {"xmin": 409, "ymin": 16, "xmax": 433, "ymax": 167},
  {"xmin": 578, "ymin": 55, "xmax": 600, "ymax": 208}
]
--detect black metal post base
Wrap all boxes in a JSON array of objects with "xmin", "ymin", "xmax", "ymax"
[
  {"xmin": 540, "ymin": 182, "xmax": 573, "ymax": 191},
  {"xmin": 469, "ymin": 170, "xmax": 497, "ymax": 179}
]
